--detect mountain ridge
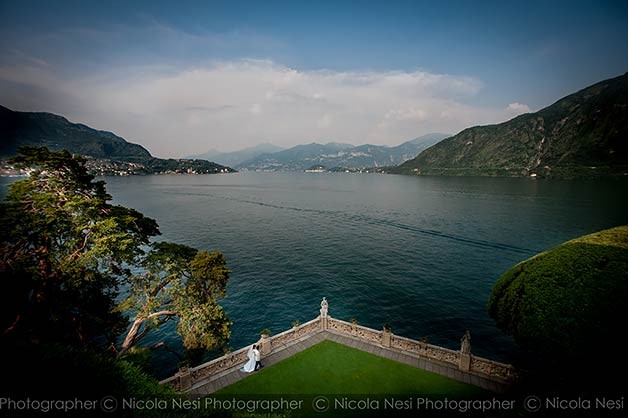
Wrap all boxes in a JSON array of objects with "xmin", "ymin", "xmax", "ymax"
[
  {"xmin": 389, "ymin": 73, "xmax": 628, "ymax": 178},
  {"xmin": 237, "ymin": 133, "xmax": 449, "ymax": 171},
  {"xmin": 0, "ymin": 105, "xmax": 234, "ymax": 175},
  {"xmin": 187, "ymin": 142, "xmax": 284, "ymax": 167}
]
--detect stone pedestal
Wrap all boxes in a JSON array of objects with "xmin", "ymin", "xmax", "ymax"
[
  {"xmin": 176, "ymin": 367, "xmax": 192, "ymax": 390},
  {"xmin": 320, "ymin": 316, "xmax": 328, "ymax": 330},
  {"xmin": 381, "ymin": 330, "xmax": 391, "ymax": 347},
  {"xmin": 459, "ymin": 353, "xmax": 471, "ymax": 372},
  {"xmin": 259, "ymin": 334, "xmax": 271, "ymax": 355}
]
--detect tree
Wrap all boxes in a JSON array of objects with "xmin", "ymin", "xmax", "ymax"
[
  {"xmin": 488, "ymin": 225, "xmax": 628, "ymax": 372},
  {"xmin": 118, "ymin": 242, "xmax": 231, "ymax": 353},
  {"xmin": 1, "ymin": 147, "xmax": 158, "ymax": 345},
  {"xmin": 1, "ymin": 147, "xmax": 231, "ymax": 356}
]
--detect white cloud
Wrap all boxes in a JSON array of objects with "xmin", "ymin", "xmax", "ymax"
[
  {"xmin": 385, "ymin": 107, "xmax": 427, "ymax": 121},
  {"xmin": 249, "ymin": 103, "xmax": 262, "ymax": 115},
  {"xmin": 506, "ymin": 102, "xmax": 531, "ymax": 114},
  {"xmin": 0, "ymin": 59, "xmax": 529, "ymax": 157},
  {"xmin": 317, "ymin": 113, "xmax": 333, "ymax": 128}
]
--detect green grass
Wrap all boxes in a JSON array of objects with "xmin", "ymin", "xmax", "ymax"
[{"xmin": 217, "ymin": 340, "xmax": 484, "ymax": 396}]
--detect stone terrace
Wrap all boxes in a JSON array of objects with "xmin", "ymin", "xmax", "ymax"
[{"xmin": 161, "ymin": 299, "xmax": 518, "ymax": 396}]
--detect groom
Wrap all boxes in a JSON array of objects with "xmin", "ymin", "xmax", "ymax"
[{"xmin": 253, "ymin": 345, "xmax": 262, "ymax": 370}]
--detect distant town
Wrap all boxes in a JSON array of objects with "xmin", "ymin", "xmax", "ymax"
[{"xmin": 0, "ymin": 157, "xmax": 233, "ymax": 177}]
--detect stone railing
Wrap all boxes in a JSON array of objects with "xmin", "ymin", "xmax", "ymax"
[
  {"xmin": 265, "ymin": 317, "xmax": 322, "ymax": 352},
  {"xmin": 162, "ymin": 298, "xmax": 518, "ymax": 391},
  {"xmin": 390, "ymin": 334, "xmax": 460, "ymax": 367},
  {"xmin": 324, "ymin": 318, "xmax": 516, "ymax": 382},
  {"xmin": 470, "ymin": 356, "xmax": 518, "ymax": 381},
  {"xmin": 327, "ymin": 317, "xmax": 383, "ymax": 345},
  {"xmin": 160, "ymin": 344, "xmax": 252, "ymax": 390},
  {"xmin": 162, "ymin": 316, "xmax": 324, "ymax": 391}
]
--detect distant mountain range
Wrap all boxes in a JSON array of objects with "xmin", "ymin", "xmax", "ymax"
[
  {"xmin": 0, "ymin": 106, "xmax": 234, "ymax": 175},
  {"xmin": 187, "ymin": 143, "xmax": 285, "ymax": 167},
  {"xmin": 5, "ymin": 72, "xmax": 626, "ymax": 179},
  {"xmin": 235, "ymin": 133, "xmax": 450, "ymax": 171},
  {"xmin": 390, "ymin": 72, "xmax": 628, "ymax": 178}
]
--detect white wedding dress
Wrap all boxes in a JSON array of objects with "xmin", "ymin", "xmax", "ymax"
[{"xmin": 240, "ymin": 345, "xmax": 256, "ymax": 373}]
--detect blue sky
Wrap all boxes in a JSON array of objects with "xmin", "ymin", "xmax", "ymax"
[{"xmin": 1, "ymin": 0, "xmax": 627, "ymax": 156}]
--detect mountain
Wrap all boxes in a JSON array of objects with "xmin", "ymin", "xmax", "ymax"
[
  {"xmin": 191, "ymin": 148, "xmax": 222, "ymax": 160},
  {"xmin": 390, "ymin": 73, "xmax": 628, "ymax": 178},
  {"xmin": 0, "ymin": 106, "xmax": 234, "ymax": 175},
  {"xmin": 188, "ymin": 143, "xmax": 284, "ymax": 167},
  {"xmin": 0, "ymin": 105, "xmax": 152, "ymax": 162},
  {"xmin": 237, "ymin": 134, "xmax": 449, "ymax": 171}
]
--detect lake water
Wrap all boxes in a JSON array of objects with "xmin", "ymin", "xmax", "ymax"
[
  {"xmin": 3, "ymin": 173, "xmax": 627, "ymax": 378},
  {"xmin": 100, "ymin": 173, "xmax": 628, "ymax": 378}
]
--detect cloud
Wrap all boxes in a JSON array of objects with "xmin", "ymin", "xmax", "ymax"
[
  {"xmin": 317, "ymin": 113, "xmax": 333, "ymax": 128},
  {"xmin": 0, "ymin": 58, "xmax": 527, "ymax": 157},
  {"xmin": 385, "ymin": 107, "xmax": 427, "ymax": 121},
  {"xmin": 249, "ymin": 103, "xmax": 262, "ymax": 115},
  {"xmin": 506, "ymin": 102, "xmax": 531, "ymax": 114}
]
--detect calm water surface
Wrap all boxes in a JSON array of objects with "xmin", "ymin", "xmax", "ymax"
[
  {"xmin": 101, "ymin": 173, "xmax": 628, "ymax": 377},
  {"xmin": 4, "ymin": 173, "xmax": 627, "ymax": 377}
]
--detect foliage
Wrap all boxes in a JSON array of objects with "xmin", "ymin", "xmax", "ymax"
[
  {"xmin": 0, "ymin": 147, "xmax": 158, "ymax": 345},
  {"xmin": 3, "ymin": 342, "xmax": 214, "ymax": 418},
  {"xmin": 291, "ymin": 320, "xmax": 300, "ymax": 328},
  {"xmin": 118, "ymin": 346, "xmax": 153, "ymax": 372},
  {"xmin": 0, "ymin": 147, "xmax": 231, "ymax": 358},
  {"xmin": 260, "ymin": 328, "xmax": 271, "ymax": 336},
  {"xmin": 118, "ymin": 242, "xmax": 231, "ymax": 353},
  {"xmin": 488, "ymin": 225, "xmax": 628, "ymax": 367}
]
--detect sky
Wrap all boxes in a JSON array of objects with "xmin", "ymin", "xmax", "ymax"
[{"xmin": 1, "ymin": 0, "xmax": 627, "ymax": 157}]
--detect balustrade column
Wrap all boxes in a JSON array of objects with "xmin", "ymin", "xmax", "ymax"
[
  {"xmin": 176, "ymin": 367, "xmax": 192, "ymax": 390},
  {"xmin": 381, "ymin": 328, "xmax": 392, "ymax": 347},
  {"xmin": 459, "ymin": 330, "xmax": 472, "ymax": 371}
]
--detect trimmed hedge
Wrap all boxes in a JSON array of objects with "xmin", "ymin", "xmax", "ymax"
[{"xmin": 489, "ymin": 225, "xmax": 628, "ymax": 366}]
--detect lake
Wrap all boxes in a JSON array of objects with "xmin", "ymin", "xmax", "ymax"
[
  {"xmin": 99, "ymin": 172, "xmax": 628, "ymax": 378},
  {"xmin": 4, "ymin": 172, "xmax": 627, "ymax": 378}
]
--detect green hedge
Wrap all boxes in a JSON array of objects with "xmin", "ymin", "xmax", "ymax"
[{"xmin": 489, "ymin": 225, "xmax": 628, "ymax": 367}]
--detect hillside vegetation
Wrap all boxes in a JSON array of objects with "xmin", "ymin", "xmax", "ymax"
[
  {"xmin": 391, "ymin": 72, "xmax": 628, "ymax": 178},
  {"xmin": 0, "ymin": 106, "xmax": 233, "ymax": 174}
]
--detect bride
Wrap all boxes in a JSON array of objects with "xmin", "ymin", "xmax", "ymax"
[{"xmin": 240, "ymin": 344, "xmax": 257, "ymax": 373}]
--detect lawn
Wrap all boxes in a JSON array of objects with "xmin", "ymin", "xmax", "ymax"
[{"xmin": 217, "ymin": 340, "xmax": 484, "ymax": 396}]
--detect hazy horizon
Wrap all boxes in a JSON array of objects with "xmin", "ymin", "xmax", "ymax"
[{"xmin": 1, "ymin": 0, "xmax": 627, "ymax": 157}]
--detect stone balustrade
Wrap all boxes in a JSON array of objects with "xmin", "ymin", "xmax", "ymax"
[
  {"xmin": 261, "ymin": 317, "xmax": 321, "ymax": 353},
  {"xmin": 470, "ymin": 356, "xmax": 518, "ymax": 381},
  {"xmin": 161, "ymin": 298, "xmax": 518, "ymax": 392},
  {"xmin": 327, "ymin": 317, "xmax": 383, "ymax": 345},
  {"xmin": 390, "ymin": 334, "xmax": 461, "ymax": 367},
  {"xmin": 162, "ymin": 317, "xmax": 324, "ymax": 391}
]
